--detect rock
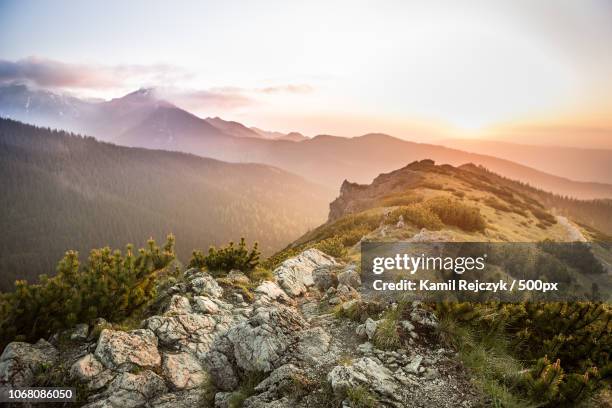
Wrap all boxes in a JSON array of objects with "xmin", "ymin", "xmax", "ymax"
[
  {"xmin": 150, "ymin": 390, "xmax": 205, "ymax": 408},
  {"xmin": 85, "ymin": 370, "xmax": 167, "ymax": 408},
  {"xmin": 71, "ymin": 353, "xmax": 104, "ymax": 381},
  {"xmin": 424, "ymin": 367, "xmax": 439, "ymax": 380},
  {"xmin": 206, "ymin": 304, "xmax": 308, "ymax": 390},
  {"xmin": 327, "ymin": 357, "xmax": 397, "ymax": 398},
  {"xmin": 70, "ymin": 323, "xmax": 90, "ymax": 341},
  {"xmin": 357, "ymin": 342, "xmax": 373, "ymax": 354},
  {"xmin": 94, "ymin": 329, "xmax": 161, "ymax": 370},
  {"xmin": 336, "ymin": 284, "xmax": 359, "ymax": 301},
  {"xmin": 337, "ymin": 267, "xmax": 361, "ymax": 288},
  {"xmin": 206, "ymin": 351, "xmax": 238, "ymax": 391},
  {"xmin": 405, "ymin": 355, "xmax": 423, "ymax": 374},
  {"xmin": 254, "ymin": 281, "xmax": 292, "ymax": 305},
  {"xmin": 364, "ymin": 318, "xmax": 379, "ymax": 340},
  {"xmin": 273, "ymin": 249, "xmax": 338, "ymax": 297},
  {"xmin": 409, "ymin": 228, "xmax": 453, "ymax": 243},
  {"xmin": 193, "ymin": 296, "xmax": 221, "ymax": 314},
  {"xmin": 214, "ymin": 391, "xmax": 233, "ymax": 408},
  {"xmin": 356, "ymin": 324, "xmax": 367, "ymax": 339},
  {"xmin": 400, "ymin": 320, "xmax": 415, "ymax": 332},
  {"xmin": 228, "ymin": 305, "xmax": 307, "ymax": 372},
  {"xmin": 410, "ymin": 308, "xmax": 438, "ymax": 329},
  {"xmin": 190, "ymin": 273, "xmax": 223, "ymax": 298},
  {"xmin": 312, "ymin": 266, "xmax": 338, "ymax": 291},
  {"xmin": 166, "ymin": 295, "xmax": 192, "ymax": 315},
  {"xmin": 296, "ymin": 327, "xmax": 331, "ymax": 365},
  {"xmin": 0, "ymin": 339, "xmax": 58, "ymax": 386},
  {"xmin": 227, "ymin": 270, "xmax": 251, "ymax": 285},
  {"xmin": 162, "ymin": 351, "xmax": 208, "ymax": 390},
  {"xmin": 233, "ymin": 293, "xmax": 245, "ymax": 303}
]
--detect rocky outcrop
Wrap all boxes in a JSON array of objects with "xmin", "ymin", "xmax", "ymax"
[
  {"xmin": 162, "ymin": 351, "xmax": 208, "ymax": 390},
  {"xmin": 206, "ymin": 304, "xmax": 308, "ymax": 389},
  {"xmin": 0, "ymin": 339, "xmax": 58, "ymax": 386},
  {"xmin": 273, "ymin": 249, "xmax": 338, "ymax": 296},
  {"xmin": 0, "ymin": 247, "xmax": 480, "ymax": 407},
  {"xmin": 328, "ymin": 357, "xmax": 397, "ymax": 398},
  {"xmin": 84, "ymin": 370, "xmax": 167, "ymax": 408},
  {"xmin": 94, "ymin": 329, "xmax": 161, "ymax": 370}
]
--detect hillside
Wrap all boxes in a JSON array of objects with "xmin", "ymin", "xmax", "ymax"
[
  {"xmin": 0, "ymin": 118, "xmax": 333, "ymax": 291},
  {"xmin": 443, "ymin": 138, "xmax": 612, "ymax": 184}
]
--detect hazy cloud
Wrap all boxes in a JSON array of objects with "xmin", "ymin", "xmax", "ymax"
[
  {"xmin": 161, "ymin": 87, "xmax": 254, "ymax": 110},
  {"xmin": 259, "ymin": 84, "xmax": 314, "ymax": 94},
  {"xmin": 0, "ymin": 57, "xmax": 189, "ymax": 89}
]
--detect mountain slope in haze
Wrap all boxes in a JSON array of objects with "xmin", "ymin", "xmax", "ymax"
[
  {"xmin": 0, "ymin": 118, "xmax": 333, "ymax": 291},
  {"xmin": 119, "ymin": 120, "xmax": 612, "ymax": 199},
  {"xmin": 443, "ymin": 138, "xmax": 612, "ymax": 184},
  {"xmin": 3, "ymin": 84, "xmax": 611, "ymax": 199}
]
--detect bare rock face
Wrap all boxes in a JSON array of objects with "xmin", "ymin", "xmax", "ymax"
[
  {"xmin": 206, "ymin": 304, "xmax": 309, "ymax": 390},
  {"xmin": 327, "ymin": 357, "xmax": 398, "ymax": 399},
  {"xmin": 94, "ymin": 329, "xmax": 161, "ymax": 370},
  {"xmin": 295, "ymin": 327, "xmax": 332, "ymax": 365},
  {"xmin": 0, "ymin": 339, "xmax": 58, "ymax": 386},
  {"xmin": 273, "ymin": 249, "xmax": 338, "ymax": 297},
  {"xmin": 162, "ymin": 351, "xmax": 209, "ymax": 390},
  {"xmin": 71, "ymin": 353, "xmax": 104, "ymax": 381},
  {"xmin": 254, "ymin": 280, "xmax": 293, "ymax": 305},
  {"xmin": 166, "ymin": 295, "xmax": 193, "ymax": 315},
  {"xmin": 84, "ymin": 370, "xmax": 167, "ymax": 408}
]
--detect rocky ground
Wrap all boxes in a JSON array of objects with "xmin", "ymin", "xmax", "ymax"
[{"xmin": 0, "ymin": 248, "xmax": 483, "ymax": 407}]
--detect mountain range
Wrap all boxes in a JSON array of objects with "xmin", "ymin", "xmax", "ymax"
[
  {"xmin": 0, "ymin": 118, "xmax": 331, "ymax": 291},
  {"xmin": 1, "ymin": 83, "xmax": 611, "ymax": 199}
]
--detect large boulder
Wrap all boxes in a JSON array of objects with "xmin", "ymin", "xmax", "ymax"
[
  {"xmin": 273, "ymin": 249, "xmax": 338, "ymax": 297},
  {"xmin": 327, "ymin": 357, "xmax": 397, "ymax": 399},
  {"xmin": 162, "ymin": 351, "xmax": 209, "ymax": 390},
  {"xmin": 144, "ymin": 311, "xmax": 232, "ymax": 360},
  {"xmin": 94, "ymin": 329, "xmax": 161, "ymax": 370},
  {"xmin": 0, "ymin": 339, "xmax": 58, "ymax": 386},
  {"xmin": 206, "ymin": 304, "xmax": 308, "ymax": 389},
  {"xmin": 228, "ymin": 305, "xmax": 308, "ymax": 372}
]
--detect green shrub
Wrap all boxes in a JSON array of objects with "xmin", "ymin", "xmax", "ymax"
[
  {"xmin": 314, "ymin": 236, "xmax": 348, "ymax": 259},
  {"xmin": 0, "ymin": 235, "xmax": 176, "ymax": 349},
  {"xmin": 385, "ymin": 204, "xmax": 444, "ymax": 230},
  {"xmin": 189, "ymin": 238, "xmax": 260, "ymax": 276},
  {"xmin": 435, "ymin": 301, "xmax": 612, "ymax": 406},
  {"xmin": 426, "ymin": 197, "xmax": 487, "ymax": 232}
]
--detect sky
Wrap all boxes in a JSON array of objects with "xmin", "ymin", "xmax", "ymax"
[{"xmin": 1, "ymin": 0, "xmax": 612, "ymax": 146}]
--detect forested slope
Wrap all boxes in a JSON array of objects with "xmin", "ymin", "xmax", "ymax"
[{"xmin": 0, "ymin": 118, "xmax": 331, "ymax": 290}]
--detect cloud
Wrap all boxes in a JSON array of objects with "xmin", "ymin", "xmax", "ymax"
[
  {"xmin": 258, "ymin": 84, "xmax": 313, "ymax": 94},
  {"xmin": 160, "ymin": 87, "xmax": 254, "ymax": 110},
  {"xmin": 0, "ymin": 57, "xmax": 188, "ymax": 89}
]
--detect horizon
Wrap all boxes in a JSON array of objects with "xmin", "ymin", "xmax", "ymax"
[{"xmin": 1, "ymin": 0, "xmax": 612, "ymax": 148}]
